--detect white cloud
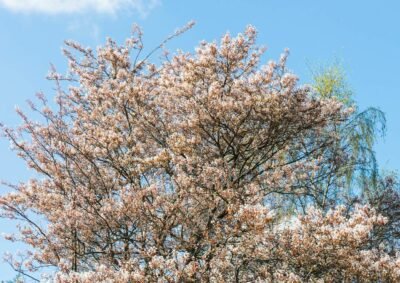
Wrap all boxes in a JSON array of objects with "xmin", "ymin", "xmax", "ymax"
[{"xmin": 0, "ymin": 0, "xmax": 160, "ymax": 16}]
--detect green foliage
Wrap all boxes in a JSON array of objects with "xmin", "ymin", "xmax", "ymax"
[
  {"xmin": 311, "ymin": 62, "xmax": 386, "ymax": 204},
  {"xmin": 343, "ymin": 107, "xmax": 386, "ymax": 188},
  {"xmin": 267, "ymin": 62, "xmax": 387, "ymax": 214},
  {"xmin": 312, "ymin": 63, "xmax": 353, "ymax": 106}
]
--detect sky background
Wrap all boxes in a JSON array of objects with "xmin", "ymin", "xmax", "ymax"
[{"xmin": 0, "ymin": 0, "xmax": 399, "ymax": 280}]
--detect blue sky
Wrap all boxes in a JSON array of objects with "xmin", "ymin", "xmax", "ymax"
[{"xmin": 0, "ymin": 0, "xmax": 399, "ymax": 279}]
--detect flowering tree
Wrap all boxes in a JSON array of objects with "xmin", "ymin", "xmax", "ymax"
[{"xmin": 1, "ymin": 24, "xmax": 399, "ymax": 282}]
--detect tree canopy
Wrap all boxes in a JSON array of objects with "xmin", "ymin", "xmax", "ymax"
[{"xmin": 1, "ymin": 24, "xmax": 399, "ymax": 282}]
